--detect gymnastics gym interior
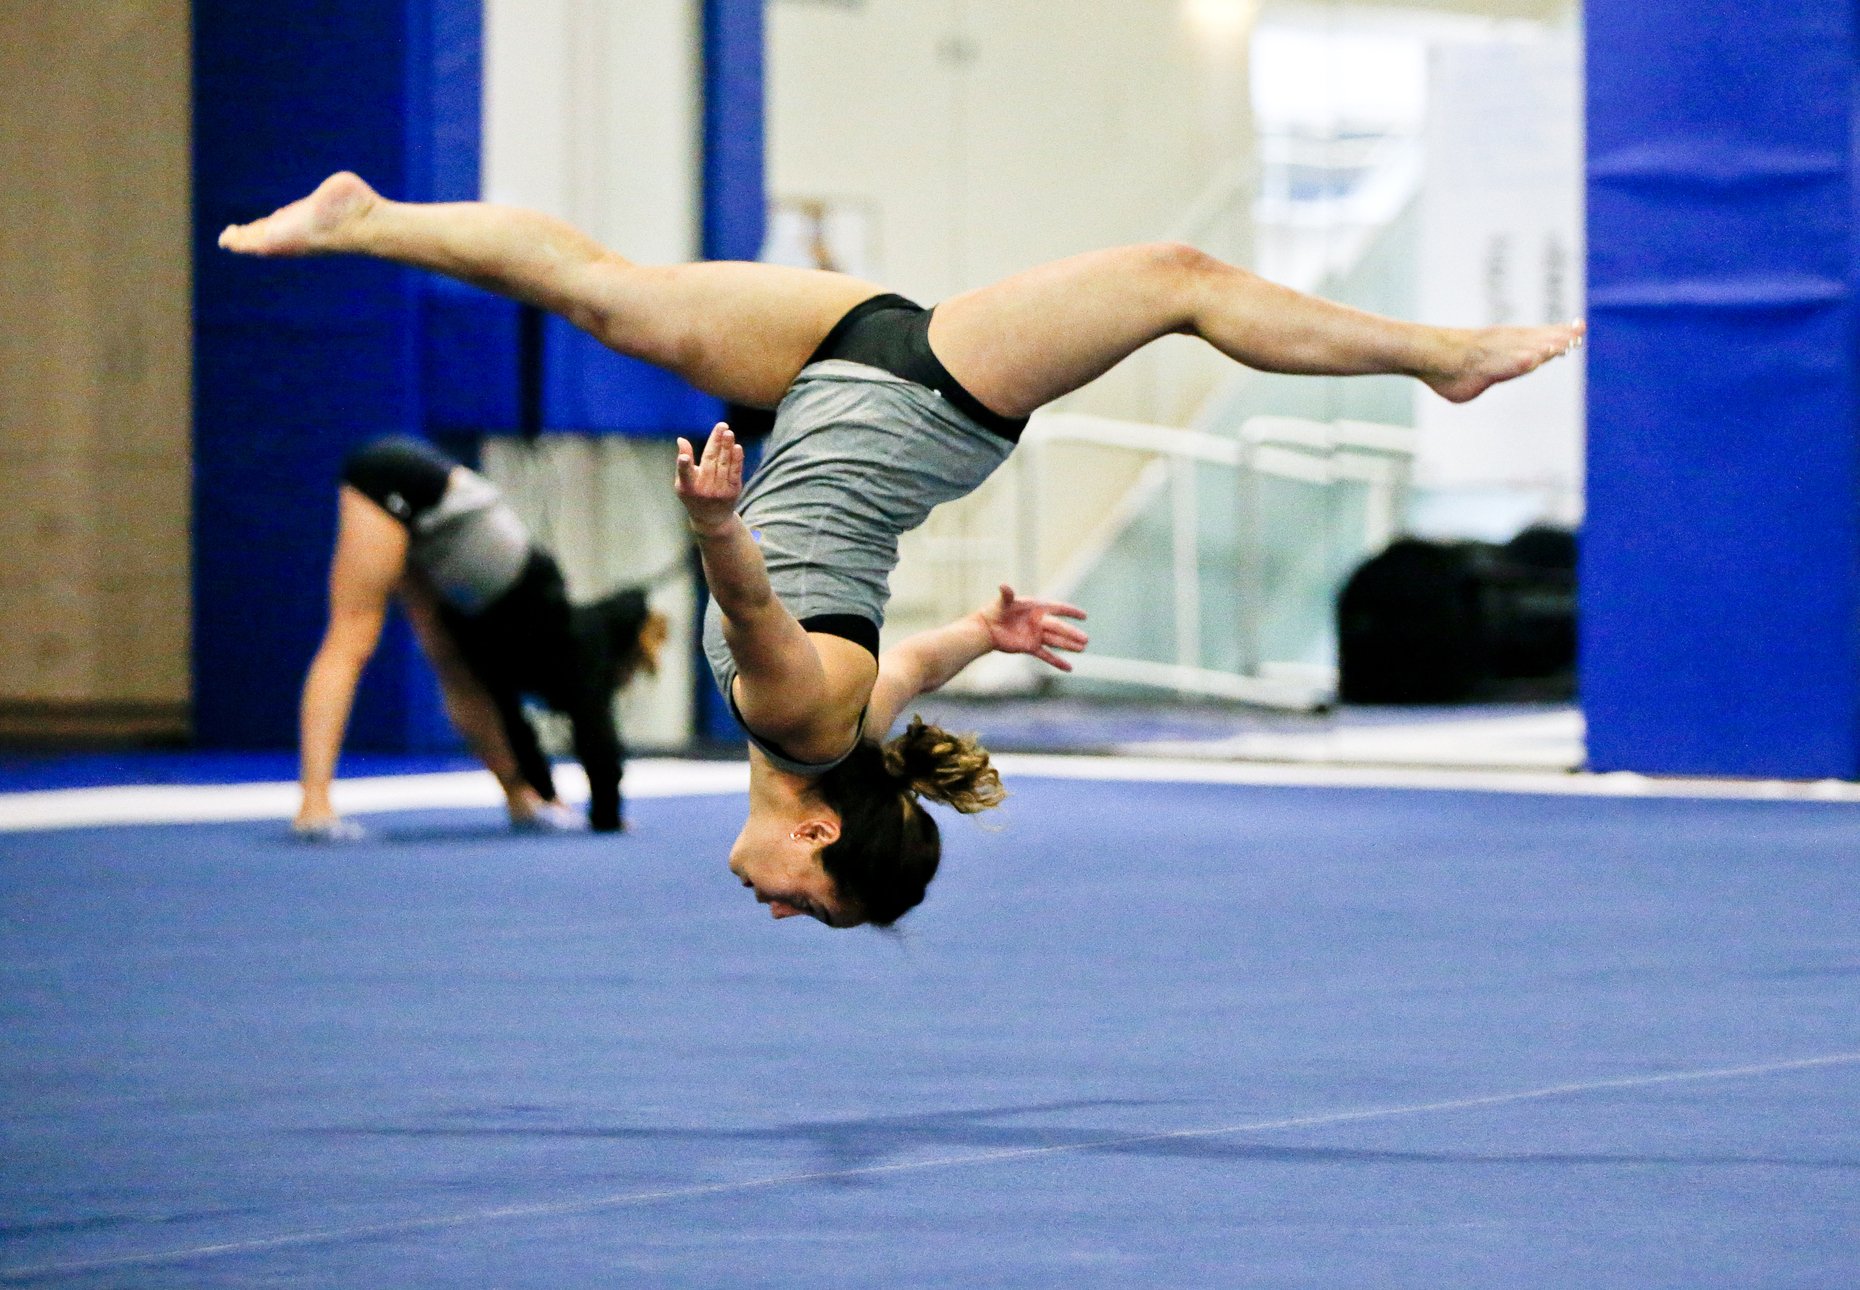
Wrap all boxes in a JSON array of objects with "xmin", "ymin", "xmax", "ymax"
[{"xmin": 3, "ymin": 1, "xmax": 1857, "ymax": 1285}]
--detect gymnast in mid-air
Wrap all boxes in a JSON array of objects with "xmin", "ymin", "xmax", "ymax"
[{"xmin": 222, "ymin": 172, "xmax": 1581, "ymax": 926}]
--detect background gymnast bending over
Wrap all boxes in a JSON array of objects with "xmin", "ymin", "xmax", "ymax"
[
  {"xmin": 298, "ymin": 435, "xmax": 666, "ymax": 840},
  {"xmin": 222, "ymin": 172, "xmax": 1581, "ymax": 923}
]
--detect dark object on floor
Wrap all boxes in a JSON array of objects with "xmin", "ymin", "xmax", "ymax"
[{"xmin": 1337, "ymin": 526, "xmax": 1578, "ymax": 704}]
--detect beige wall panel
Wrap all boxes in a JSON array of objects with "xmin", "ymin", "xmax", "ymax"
[
  {"xmin": 5, "ymin": 580, "xmax": 100, "ymax": 701},
  {"xmin": 1, "ymin": 20, "xmax": 99, "ymax": 458},
  {"xmin": 0, "ymin": 0, "xmax": 191, "ymax": 710},
  {"xmin": 86, "ymin": 4, "xmax": 194, "ymax": 462},
  {"xmin": 99, "ymin": 460, "xmax": 190, "ymax": 583},
  {"xmin": 0, "ymin": 461, "xmax": 63, "ymax": 585},
  {"xmin": 0, "ymin": 581, "xmax": 32, "ymax": 696},
  {"xmin": 96, "ymin": 577, "xmax": 191, "ymax": 702},
  {"xmin": 0, "ymin": 457, "xmax": 100, "ymax": 589}
]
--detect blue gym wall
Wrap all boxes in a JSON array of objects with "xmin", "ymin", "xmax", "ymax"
[
  {"xmin": 1583, "ymin": 0, "xmax": 1860, "ymax": 779},
  {"xmin": 192, "ymin": 0, "xmax": 764, "ymax": 750}
]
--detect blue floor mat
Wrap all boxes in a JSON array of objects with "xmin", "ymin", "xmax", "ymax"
[{"xmin": 3, "ymin": 781, "xmax": 1857, "ymax": 1286}]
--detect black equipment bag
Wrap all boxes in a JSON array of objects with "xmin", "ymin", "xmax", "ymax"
[{"xmin": 1336, "ymin": 526, "xmax": 1577, "ymax": 704}]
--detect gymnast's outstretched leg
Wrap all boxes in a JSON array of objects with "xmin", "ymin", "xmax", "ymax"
[
  {"xmin": 925, "ymin": 242, "xmax": 1584, "ymax": 418},
  {"xmin": 223, "ymin": 176, "xmax": 1579, "ymax": 418},
  {"xmin": 218, "ymin": 172, "xmax": 882, "ymax": 409}
]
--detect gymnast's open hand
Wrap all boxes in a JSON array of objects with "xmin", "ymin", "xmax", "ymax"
[
  {"xmin": 980, "ymin": 584, "xmax": 1089, "ymax": 672},
  {"xmin": 674, "ymin": 421, "xmax": 744, "ymax": 535}
]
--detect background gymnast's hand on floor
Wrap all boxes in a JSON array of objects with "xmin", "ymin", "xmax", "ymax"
[
  {"xmin": 979, "ymin": 585, "xmax": 1089, "ymax": 672},
  {"xmin": 292, "ymin": 812, "xmax": 365, "ymax": 843}
]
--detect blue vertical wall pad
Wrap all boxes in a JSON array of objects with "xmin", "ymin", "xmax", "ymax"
[
  {"xmin": 703, "ymin": 0, "xmax": 768, "ymax": 264},
  {"xmin": 193, "ymin": 0, "xmax": 486, "ymax": 750},
  {"xmin": 541, "ymin": 324, "xmax": 725, "ymax": 435},
  {"xmin": 1583, "ymin": 1, "xmax": 1860, "ymax": 777},
  {"xmin": 692, "ymin": 0, "xmax": 769, "ymax": 741}
]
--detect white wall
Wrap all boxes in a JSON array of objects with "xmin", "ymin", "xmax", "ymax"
[
  {"xmin": 483, "ymin": 0, "xmax": 701, "ymax": 262},
  {"xmin": 1413, "ymin": 33, "xmax": 1584, "ymax": 520},
  {"xmin": 481, "ymin": 0, "xmax": 704, "ymax": 745},
  {"xmin": 769, "ymin": 0, "xmax": 1255, "ymax": 423}
]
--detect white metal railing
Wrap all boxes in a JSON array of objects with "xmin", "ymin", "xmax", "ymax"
[
  {"xmin": 920, "ymin": 126, "xmax": 1426, "ymax": 703},
  {"xmin": 975, "ymin": 412, "xmax": 1415, "ymax": 711},
  {"xmin": 1148, "ymin": 129, "xmax": 1422, "ymax": 428}
]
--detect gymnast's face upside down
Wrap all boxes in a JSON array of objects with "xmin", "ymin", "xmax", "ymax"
[
  {"xmin": 727, "ymin": 806, "xmax": 851, "ymax": 928},
  {"xmin": 724, "ymin": 744, "xmax": 952, "ymax": 930}
]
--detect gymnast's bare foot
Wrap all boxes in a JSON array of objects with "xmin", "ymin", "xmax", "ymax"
[
  {"xmin": 218, "ymin": 171, "xmax": 379, "ymax": 256},
  {"xmin": 1424, "ymin": 319, "xmax": 1586, "ymax": 403}
]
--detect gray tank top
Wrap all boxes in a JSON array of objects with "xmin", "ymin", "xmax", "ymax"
[
  {"xmin": 702, "ymin": 359, "xmax": 1014, "ymax": 774},
  {"xmin": 411, "ymin": 468, "xmax": 533, "ymax": 613}
]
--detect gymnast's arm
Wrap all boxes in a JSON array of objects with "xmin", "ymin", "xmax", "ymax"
[
  {"xmin": 674, "ymin": 422, "xmax": 874, "ymax": 759},
  {"xmin": 400, "ymin": 573, "xmax": 548, "ymax": 806},
  {"xmin": 865, "ymin": 585, "xmax": 1090, "ymax": 736}
]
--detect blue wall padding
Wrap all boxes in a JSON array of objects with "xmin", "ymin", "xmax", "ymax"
[
  {"xmin": 419, "ymin": 0, "xmax": 485, "ymax": 205},
  {"xmin": 1583, "ymin": 0, "xmax": 1860, "ymax": 778},
  {"xmin": 692, "ymin": 0, "xmax": 770, "ymax": 740},
  {"xmin": 703, "ymin": 0, "xmax": 769, "ymax": 264},
  {"xmin": 423, "ymin": 281, "xmax": 523, "ymax": 433},
  {"xmin": 412, "ymin": 0, "xmax": 528, "ymax": 438},
  {"xmin": 193, "ymin": 0, "xmax": 488, "ymax": 750},
  {"xmin": 541, "ymin": 323, "xmax": 724, "ymax": 436}
]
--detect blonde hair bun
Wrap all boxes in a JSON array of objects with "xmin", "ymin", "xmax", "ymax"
[{"xmin": 881, "ymin": 716, "xmax": 1006, "ymax": 814}]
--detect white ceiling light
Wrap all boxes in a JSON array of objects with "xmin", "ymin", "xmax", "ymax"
[{"xmin": 1185, "ymin": 0, "xmax": 1256, "ymax": 42}]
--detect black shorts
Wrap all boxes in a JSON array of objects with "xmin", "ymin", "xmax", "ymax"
[
  {"xmin": 438, "ymin": 547, "xmax": 569, "ymax": 655},
  {"xmin": 340, "ymin": 436, "xmax": 456, "ymax": 526},
  {"xmin": 807, "ymin": 294, "xmax": 1029, "ymax": 442}
]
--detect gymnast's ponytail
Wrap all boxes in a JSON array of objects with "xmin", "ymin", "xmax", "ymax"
[
  {"xmin": 880, "ymin": 716, "xmax": 1006, "ymax": 815},
  {"xmin": 570, "ymin": 588, "xmax": 669, "ymax": 689},
  {"xmin": 811, "ymin": 716, "xmax": 1005, "ymax": 927}
]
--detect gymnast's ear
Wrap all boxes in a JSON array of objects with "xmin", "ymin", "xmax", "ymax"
[{"xmin": 792, "ymin": 818, "xmax": 840, "ymax": 848}]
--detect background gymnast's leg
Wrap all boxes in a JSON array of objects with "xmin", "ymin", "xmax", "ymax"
[
  {"xmin": 219, "ymin": 173, "xmax": 882, "ymax": 409},
  {"xmin": 296, "ymin": 486, "xmax": 411, "ymax": 832},
  {"xmin": 924, "ymin": 241, "xmax": 1583, "ymax": 419}
]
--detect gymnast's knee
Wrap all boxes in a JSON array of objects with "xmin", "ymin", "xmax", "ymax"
[
  {"xmin": 572, "ymin": 256, "xmax": 669, "ymax": 353},
  {"xmin": 1127, "ymin": 242, "xmax": 1240, "ymax": 322},
  {"xmin": 579, "ymin": 261, "xmax": 700, "ymax": 371},
  {"xmin": 1134, "ymin": 240, "xmax": 1225, "ymax": 284}
]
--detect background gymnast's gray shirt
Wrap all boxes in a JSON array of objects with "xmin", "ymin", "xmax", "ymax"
[
  {"xmin": 702, "ymin": 359, "xmax": 1015, "ymax": 741},
  {"xmin": 412, "ymin": 468, "xmax": 533, "ymax": 613}
]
